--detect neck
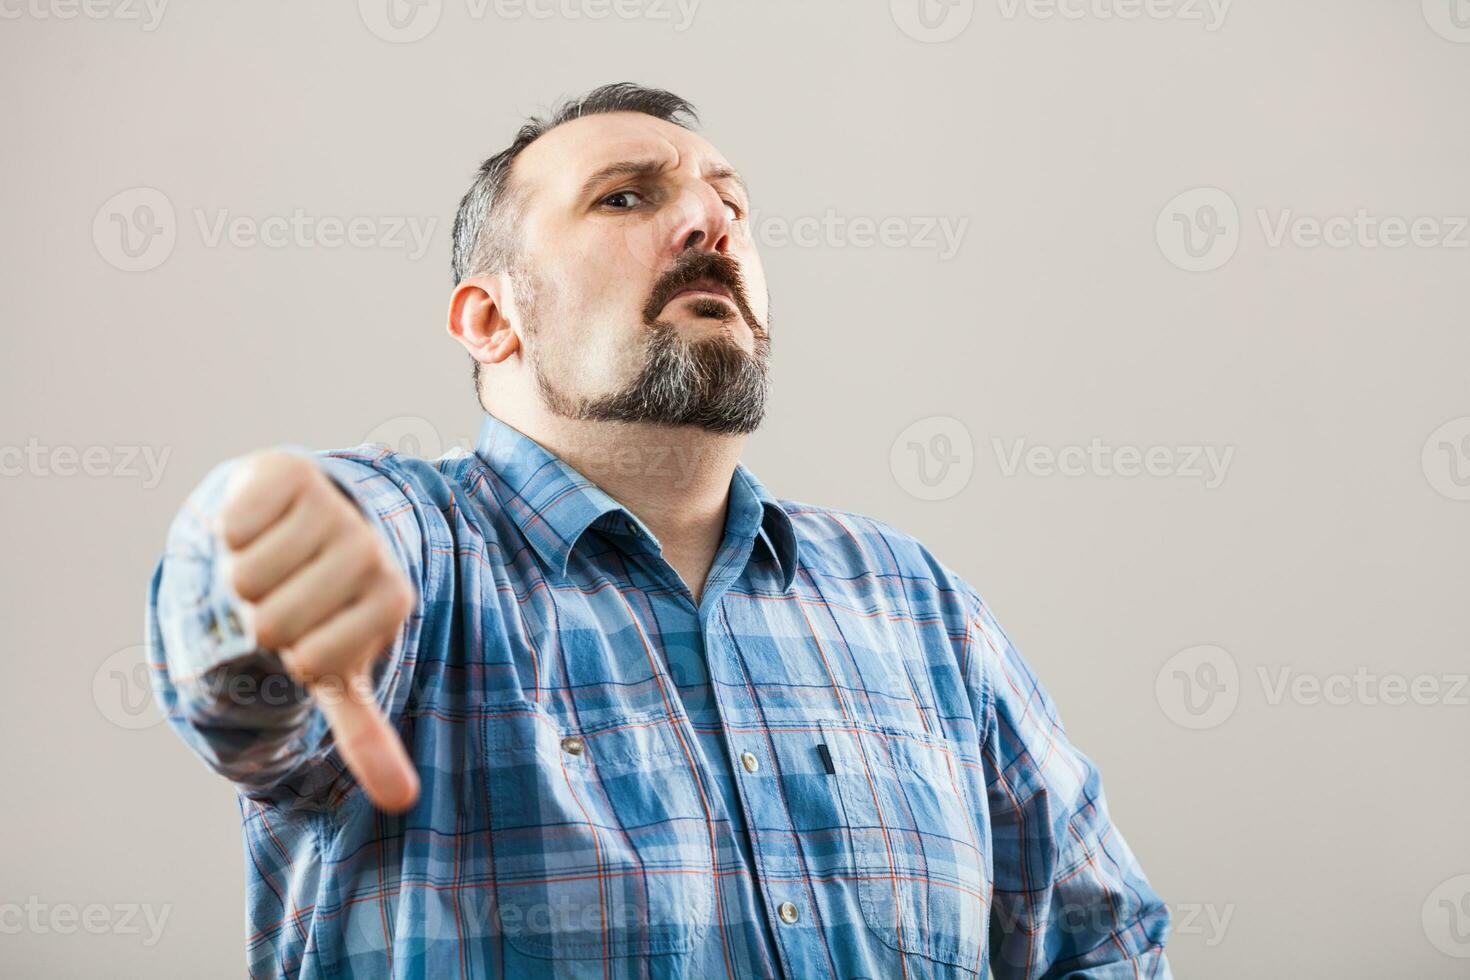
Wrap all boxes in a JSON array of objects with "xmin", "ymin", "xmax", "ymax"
[{"xmin": 489, "ymin": 402, "xmax": 747, "ymax": 600}]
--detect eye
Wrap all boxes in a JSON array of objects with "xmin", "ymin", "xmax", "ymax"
[
  {"xmin": 600, "ymin": 189, "xmax": 645, "ymax": 210},
  {"xmin": 722, "ymin": 200, "xmax": 744, "ymax": 221}
]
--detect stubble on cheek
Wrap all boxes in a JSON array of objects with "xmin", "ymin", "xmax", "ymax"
[{"xmin": 532, "ymin": 303, "xmax": 647, "ymax": 407}]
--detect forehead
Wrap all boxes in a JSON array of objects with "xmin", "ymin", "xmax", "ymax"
[{"xmin": 511, "ymin": 111, "xmax": 735, "ymax": 205}]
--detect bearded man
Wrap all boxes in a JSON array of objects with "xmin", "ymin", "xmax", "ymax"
[{"xmin": 148, "ymin": 82, "xmax": 1172, "ymax": 980}]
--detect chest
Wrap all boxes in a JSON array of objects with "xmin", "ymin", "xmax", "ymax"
[{"xmin": 399, "ymin": 519, "xmax": 995, "ymax": 974}]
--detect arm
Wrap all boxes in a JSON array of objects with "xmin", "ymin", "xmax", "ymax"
[
  {"xmin": 966, "ymin": 599, "xmax": 1173, "ymax": 978},
  {"xmin": 146, "ymin": 447, "xmax": 440, "ymax": 811}
]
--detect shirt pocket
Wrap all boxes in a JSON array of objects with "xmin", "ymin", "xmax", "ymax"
[
  {"xmin": 819, "ymin": 718, "xmax": 988, "ymax": 973},
  {"xmin": 481, "ymin": 700, "xmax": 715, "ymax": 960}
]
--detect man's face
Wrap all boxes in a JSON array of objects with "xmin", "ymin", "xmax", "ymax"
[{"xmin": 505, "ymin": 111, "xmax": 771, "ymax": 435}]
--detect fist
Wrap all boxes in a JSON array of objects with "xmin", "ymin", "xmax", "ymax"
[{"xmin": 218, "ymin": 451, "xmax": 420, "ymax": 813}]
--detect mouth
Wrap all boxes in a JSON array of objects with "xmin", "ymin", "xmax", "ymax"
[{"xmin": 667, "ymin": 278, "xmax": 736, "ymax": 306}]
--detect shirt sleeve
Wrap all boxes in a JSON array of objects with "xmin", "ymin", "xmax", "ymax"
[
  {"xmin": 146, "ymin": 445, "xmax": 446, "ymax": 810},
  {"xmin": 964, "ymin": 597, "xmax": 1174, "ymax": 979}
]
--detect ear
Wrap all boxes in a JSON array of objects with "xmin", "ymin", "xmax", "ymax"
[{"xmin": 447, "ymin": 273, "xmax": 521, "ymax": 367}]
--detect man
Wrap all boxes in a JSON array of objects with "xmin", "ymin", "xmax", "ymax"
[{"xmin": 148, "ymin": 82, "xmax": 1172, "ymax": 979}]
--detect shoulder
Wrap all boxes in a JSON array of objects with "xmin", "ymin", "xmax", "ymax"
[
  {"xmin": 314, "ymin": 443, "xmax": 488, "ymax": 512},
  {"xmin": 774, "ymin": 497, "xmax": 985, "ymax": 620}
]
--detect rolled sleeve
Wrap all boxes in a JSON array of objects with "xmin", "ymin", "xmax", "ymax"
[{"xmin": 147, "ymin": 445, "xmax": 438, "ymax": 807}]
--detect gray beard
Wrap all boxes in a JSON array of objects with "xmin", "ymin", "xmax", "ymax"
[{"xmin": 530, "ymin": 297, "xmax": 772, "ymax": 436}]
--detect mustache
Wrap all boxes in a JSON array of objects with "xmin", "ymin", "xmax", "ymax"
[{"xmin": 642, "ymin": 251, "xmax": 755, "ymax": 325}]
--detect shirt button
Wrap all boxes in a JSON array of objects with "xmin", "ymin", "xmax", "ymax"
[
  {"xmin": 777, "ymin": 901, "xmax": 799, "ymax": 925},
  {"xmin": 560, "ymin": 736, "xmax": 585, "ymax": 756},
  {"xmin": 625, "ymin": 520, "xmax": 641, "ymax": 536},
  {"xmin": 740, "ymin": 751, "xmax": 759, "ymax": 774}
]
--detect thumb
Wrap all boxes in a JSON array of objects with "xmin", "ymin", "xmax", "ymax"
[{"xmin": 311, "ymin": 670, "xmax": 420, "ymax": 814}]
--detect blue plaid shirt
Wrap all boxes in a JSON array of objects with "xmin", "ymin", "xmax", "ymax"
[{"xmin": 147, "ymin": 411, "xmax": 1172, "ymax": 979}]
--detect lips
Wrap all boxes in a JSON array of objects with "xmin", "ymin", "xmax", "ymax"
[{"xmin": 668, "ymin": 278, "xmax": 735, "ymax": 304}]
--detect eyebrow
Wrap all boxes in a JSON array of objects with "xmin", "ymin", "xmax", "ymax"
[{"xmin": 577, "ymin": 158, "xmax": 750, "ymax": 204}]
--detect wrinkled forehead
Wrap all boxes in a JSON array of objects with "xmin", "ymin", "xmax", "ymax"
[{"xmin": 510, "ymin": 111, "xmax": 736, "ymax": 212}]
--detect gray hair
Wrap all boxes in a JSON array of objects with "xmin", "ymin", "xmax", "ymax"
[{"xmin": 450, "ymin": 83, "xmax": 700, "ymax": 397}]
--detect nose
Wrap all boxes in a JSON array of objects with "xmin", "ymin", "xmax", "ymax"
[{"xmin": 666, "ymin": 180, "xmax": 734, "ymax": 259}]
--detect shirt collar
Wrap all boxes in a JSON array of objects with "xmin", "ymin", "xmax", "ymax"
[{"xmin": 473, "ymin": 412, "xmax": 799, "ymax": 592}]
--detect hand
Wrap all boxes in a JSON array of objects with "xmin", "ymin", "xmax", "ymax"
[{"xmin": 217, "ymin": 451, "xmax": 420, "ymax": 813}]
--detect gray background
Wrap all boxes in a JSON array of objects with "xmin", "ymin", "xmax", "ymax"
[{"xmin": 3, "ymin": 1, "xmax": 1468, "ymax": 976}]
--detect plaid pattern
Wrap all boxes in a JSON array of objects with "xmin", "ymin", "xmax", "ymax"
[{"xmin": 147, "ymin": 411, "xmax": 1172, "ymax": 979}]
